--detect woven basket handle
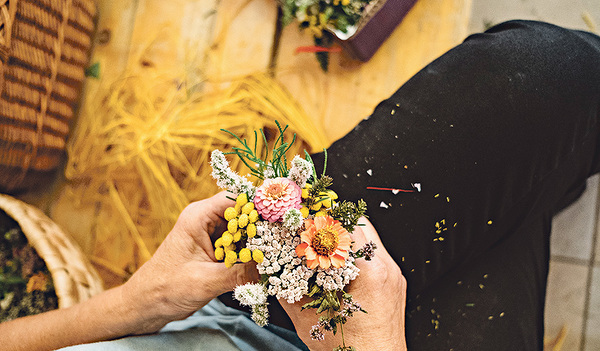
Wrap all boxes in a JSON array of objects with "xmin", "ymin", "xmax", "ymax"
[{"xmin": 0, "ymin": 0, "xmax": 17, "ymax": 62}]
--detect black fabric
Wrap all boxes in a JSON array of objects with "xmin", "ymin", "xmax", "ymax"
[{"xmin": 307, "ymin": 21, "xmax": 600, "ymax": 350}]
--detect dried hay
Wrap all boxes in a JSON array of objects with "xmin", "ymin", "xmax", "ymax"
[{"xmin": 60, "ymin": 66, "xmax": 327, "ymax": 285}]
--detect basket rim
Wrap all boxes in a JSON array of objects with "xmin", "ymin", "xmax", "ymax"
[{"xmin": 0, "ymin": 193, "xmax": 104, "ymax": 308}]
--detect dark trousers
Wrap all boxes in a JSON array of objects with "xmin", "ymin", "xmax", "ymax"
[{"xmin": 311, "ymin": 20, "xmax": 600, "ymax": 350}]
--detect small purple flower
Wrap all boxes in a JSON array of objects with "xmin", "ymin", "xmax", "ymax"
[
  {"xmin": 318, "ymin": 319, "xmax": 333, "ymax": 331},
  {"xmin": 310, "ymin": 324, "xmax": 325, "ymax": 341}
]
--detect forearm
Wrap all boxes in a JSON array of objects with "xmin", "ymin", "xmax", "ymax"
[{"xmin": 0, "ymin": 285, "xmax": 149, "ymax": 351}]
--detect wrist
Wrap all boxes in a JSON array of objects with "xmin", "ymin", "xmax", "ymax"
[{"xmin": 119, "ymin": 264, "xmax": 171, "ymax": 335}]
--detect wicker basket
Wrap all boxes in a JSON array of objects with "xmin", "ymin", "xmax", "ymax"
[
  {"xmin": 0, "ymin": 194, "xmax": 103, "ymax": 308},
  {"xmin": 0, "ymin": 0, "xmax": 96, "ymax": 193}
]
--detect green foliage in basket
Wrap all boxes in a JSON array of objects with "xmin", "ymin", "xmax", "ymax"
[{"xmin": 0, "ymin": 212, "xmax": 57, "ymax": 322}]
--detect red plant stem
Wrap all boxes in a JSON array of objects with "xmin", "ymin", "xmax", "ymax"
[
  {"xmin": 295, "ymin": 45, "xmax": 342, "ymax": 54},
  {"xmin": 366, "ymin": 186, "xmax": 415, "ymax": 192}
]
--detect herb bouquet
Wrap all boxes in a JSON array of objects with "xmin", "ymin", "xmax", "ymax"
[
  {"xmin": 279, "ymin": 0, "xmax": 373, "ymax": 71},
  {"xmin": 210, "ymin": 123, "xmax": 376, "ymax": 350}
]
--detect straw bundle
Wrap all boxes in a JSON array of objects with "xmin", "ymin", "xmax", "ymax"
[
  {"xmin": 0, "ymin": 0, "xmax": 95, "ymax": 193},
  {"xmin": 60, "ymin": 69, "xmax": 328, "ymax": 285}
]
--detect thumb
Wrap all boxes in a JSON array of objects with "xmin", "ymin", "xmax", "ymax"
[{"xmin": 208, "ymin": 262, "xmax": 259, "ymax": 294}]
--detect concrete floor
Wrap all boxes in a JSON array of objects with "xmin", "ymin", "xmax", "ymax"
[{"xmin": 469, "ymin": 2, "xmax": 600, "ymax": 350}]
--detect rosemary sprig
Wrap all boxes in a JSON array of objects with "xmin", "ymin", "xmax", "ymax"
[{"xmin": 221, "ymin": 121, "xmax": 297, "ymax": 179}]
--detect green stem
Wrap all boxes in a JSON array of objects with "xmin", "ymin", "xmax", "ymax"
[{"xmin": 0, "ymin": 274, "xmax": 25, "ymax": 285}]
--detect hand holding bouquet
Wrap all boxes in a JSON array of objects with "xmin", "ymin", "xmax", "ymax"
[{"xmin": 210, "ymin": 123, "xmax": 378, "ymax": 350}]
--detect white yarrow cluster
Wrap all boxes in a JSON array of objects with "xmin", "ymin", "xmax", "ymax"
[
  {"xmin": 247, "ymin": 222, "xmax": 300, "ymax": 275},
  {"xmin": 247, "ymin": 222, "xmax": 314, "ymax": 303},
  {"xmin": 315, "ymin": 256, "xmax": 360, "ymax": 291},
  {"xmin": 266, "ymin": 265, "xmax": 313, "ymax": 303},
  {"xmin": 210, "ymin": 150, "xmax": 256, "ymax": 198},
  {"xmin": 287, "ymin": 155, "xmax": 313, "ymax": 188},
  {"xmin": 282, "ymin": 208, "xmax": 303, "ymax": 231}
]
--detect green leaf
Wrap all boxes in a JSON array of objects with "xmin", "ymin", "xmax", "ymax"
[
  {"xmin": 321, "ymin": 148, "xmax": 328, "ymax": 176},
  {"xmin": 326, "ymin": 291, "xmax": 340, "ymax": 310},
  {"xmin": 316, "ymin": 298, "xmax": 331, "ymax": 314},
  {"xmin": 308, "ymin": 283, "xmax": 322, "ymax": 297},
  {"xmin": 85, "ymin": 62, "xmax": 100, "ymax": 79},
  {"xmin": 301, "ymin": 298, "xmax": 323, "ymax": 310}
]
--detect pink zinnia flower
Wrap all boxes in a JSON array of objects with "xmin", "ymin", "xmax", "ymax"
[
  {"xmin": 254, "ymin": 177, "xmax": 302, "ymax": 222},
  {"xmin": 295, "ymin": 216, "xmax": 351, "ymax": 270}
]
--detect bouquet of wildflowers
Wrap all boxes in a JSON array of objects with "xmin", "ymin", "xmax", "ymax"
[
  {"xmin": 210, "ymin": 123, "xmax": 376, "ymax": 350},
  {"xmin": 279, "ymin": 0, "xmax": 373, "ymax": 71}
]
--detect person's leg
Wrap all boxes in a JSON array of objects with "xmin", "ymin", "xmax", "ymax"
[{"xmin": 311, "ymin": 20, "xmax": 600, "ymax": 350}]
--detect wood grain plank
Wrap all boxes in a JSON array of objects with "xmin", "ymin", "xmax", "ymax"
[
  {"xmin": 205, "ymin": 0, "xmax": 278, "ymax": 83},
  {"xmin": 275, "ymin": 0, "xmax": 473, "ymax": 143},
  {"xmin": 92, "ymin": 0, "xmax": 140, "ymax": 80},
  {"xmin": 127, "ymin": 0, "xmax": 219, "ymax": 76}
]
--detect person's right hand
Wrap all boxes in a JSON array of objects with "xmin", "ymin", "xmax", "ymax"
[{"xmin": 281, "ymin": 217, "xmax": 408, "ymax": 350}]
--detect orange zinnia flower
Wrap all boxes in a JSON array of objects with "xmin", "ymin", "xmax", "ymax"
[{"xmin": 295, "ymin": 216, "xmax": 351, "ymax": 269}]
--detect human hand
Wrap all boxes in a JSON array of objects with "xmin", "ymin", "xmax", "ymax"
[
  {"xmin": 280, "ymin": 217, "xmax": 408, "ymax": 350},
  {"xmin": 121, "ymin": 192, "xmax": 258, "ymax": 334}
]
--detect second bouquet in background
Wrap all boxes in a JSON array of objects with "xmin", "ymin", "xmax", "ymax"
[{"xmin": 210, "ymin": 122, "xmax": 376, "ymax": 350}]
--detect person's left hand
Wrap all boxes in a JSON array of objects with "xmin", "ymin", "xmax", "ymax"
[{"xmin": 121, "ymin": 192, "xmax": 258, "ymax": 334}]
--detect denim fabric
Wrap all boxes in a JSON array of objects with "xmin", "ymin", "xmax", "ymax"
[{"xmin": 59, "ymin": 299, "xmax": 308, "ymax": 351}]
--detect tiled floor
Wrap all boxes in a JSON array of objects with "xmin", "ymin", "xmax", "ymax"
[
  {"xmin": 545, "ymin": 175, "xmax": 600, "ymax": 350},
  {"xmin": 469, "ymin": 2, "xmax": 600, "ymax": 350}
]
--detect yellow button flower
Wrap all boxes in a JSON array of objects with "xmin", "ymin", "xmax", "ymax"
[
  {"xmin": 315, "ymin": 210, "xmax": 327, "ymax": 217},
  {"xmin": 310, "ymin": 201, "xmax": 322, "ymax": 211},
  {"xmin": 239, "ymin": 248, "xmax": 252, "ymax": 263},
  {"xmin": 248, "ymin": 210, "xmax": 259, "ymax": 223},
  {"xmin": 214, "ymin": 247, "xmax": 225, "ymax": 261},
  {"xmin": 228, "ymin": 218, "xmax": 238, "ymax": 233},
  {"xmin": 233, "ymin": 230, "xmax": 242, "ymax": 242},
  {"xmin": 221, "ymin": 232, "xmax": 233, "ymax": 246},
  {"xmin": 247, "ymin": 223, "xmax": 257, "ymax": 238},
  {"xmin": 224, "ymin": 207, "xmax": 237, "ymax": 221},
  {"xmin": 238, "ymin": 214, "xmax": 249, "ymax": 228},
  {"xmin": 241, "ymin": 202, "xmax": 254, "ymax": 215},
  {"xmin": 327, "ymin": 190, "xmax": 338, "ymax": 200},
  {"xmin": 300, "ymin": 206, "xmax": 309, "ymax": 218},
  {"xmin": 236, "ymin": 193, "xmax": 248, "ymax": 207},
  {"xmin": 225, "ymin": 251, "xmax": 237, "ymax": 268},
  {"xmin": 301, "ymin": 188, "xmax": 310, "ymax": 199},
  {"xmin": 214, "ymin": 237, "xmax": 223, "ymax": 248},
  {"xmin": 252, "ymin": 249, "xmax": 264, "ymax": 263}
]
